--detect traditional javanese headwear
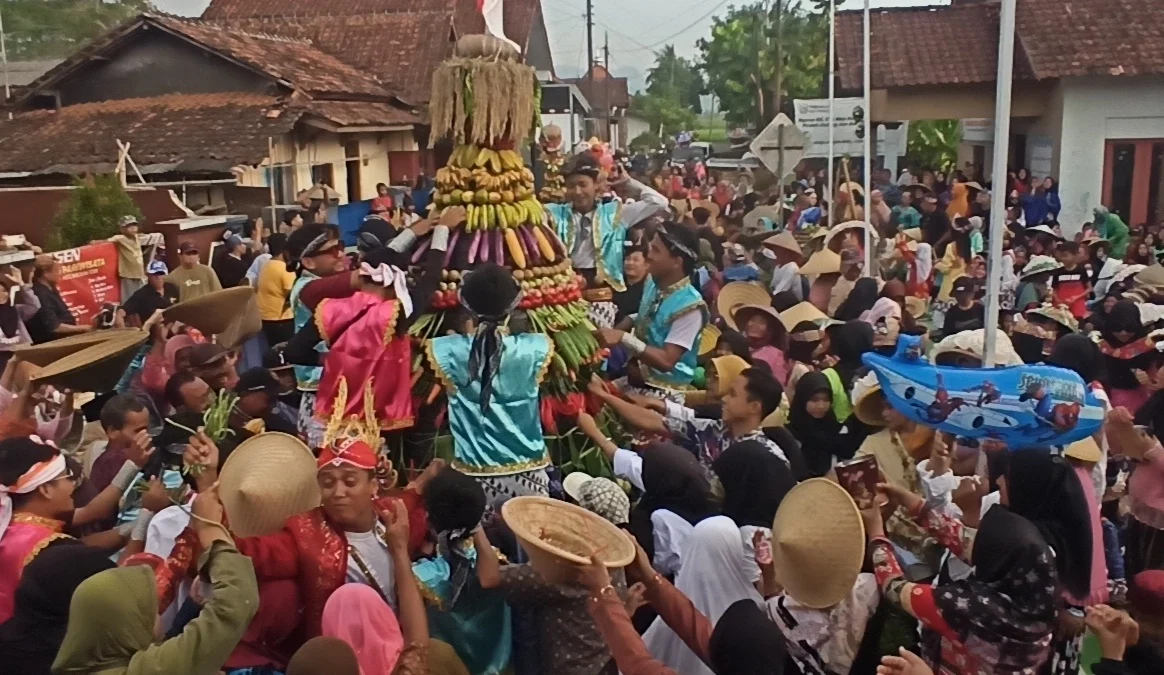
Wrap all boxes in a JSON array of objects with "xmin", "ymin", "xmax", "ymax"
[
  {"xmin": 359, "ymin": 262, "xmax": 414, "ymax": 318},
  {"xmin": 0, "ymin": 436, "xmax": 64, "ymax": 540},
  {"xmin": 319, "ymin": 379, "xmax": 397, "ymax": 488}
]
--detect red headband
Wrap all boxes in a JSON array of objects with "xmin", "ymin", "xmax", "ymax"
[{"xmin": 317, "ymin": 439, "xmax": 378, "ymax": 471}]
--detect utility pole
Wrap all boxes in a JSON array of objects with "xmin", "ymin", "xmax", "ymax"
[
  {"xmin": 586, "ymin": 0, "xmax": 595, "ymax": 78},
  {"xmin": 603, "ymin": 32, "xmax": 611, "ymax": 145}
]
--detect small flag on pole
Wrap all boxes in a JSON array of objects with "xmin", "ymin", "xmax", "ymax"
[{"xmin": 477, "ymin": 0, "xmax": 521, "ymax": 51}]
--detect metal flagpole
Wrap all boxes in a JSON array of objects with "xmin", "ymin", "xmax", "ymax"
[
  {"xmin": 983, "ymin": 0, "xmax": 1018, "ymax": 367},
  {"xmin": 862, "ymin": 0, "xmax": 872, "ymax": 275},
  {"xmin": 827, "ymin": 0, "xmax": 835, "ymax": 226}
]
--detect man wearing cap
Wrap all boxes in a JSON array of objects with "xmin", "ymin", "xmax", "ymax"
[
  {"xmin": 942, "ymin": 276, "xmax": 985, "ymax": 337},
  {"xmin": 166, "ymin": 241, "xmax": 222, "ymax": 302},
  {"xmin": 264, "ymin": 344, "xmax": 301, "ymax": 412},
  {"xmin": 106, "ymin": 214, "xmax": 148, "ymax": 301},
  {"xmin": 212, "ymin": 232, "xmax": 254, "ymax": 289},
  {"xmin": 232, "ymin": 367, "xmax": 296, "ymax": 435},
  {"xmin": 120, "ymin": 260, "xmax": 178, "ymax": 327},
  {"xmin": 828, "ymin": 248, "xmax": 864, "ymax": 316},
  {"xmin": 545, "ymin": 151, "xmax": 667, "ymax": 302},
  {"xmin": 188, "ymin": 343, "xmax": 238, "ymax": 392}
]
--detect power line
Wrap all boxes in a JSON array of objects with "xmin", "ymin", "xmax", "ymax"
[{"xmin": 607, "ymin": 0, "xmax": 734, "ymax": 52}]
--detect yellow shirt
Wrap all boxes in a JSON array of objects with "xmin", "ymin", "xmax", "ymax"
[
  {"xmin": 109, "ymin": 234, "xmax": 145, "ymax": 280},
  {"xmin": 256, "ymin": 258, "xmax": 295, "ymax": 321}
]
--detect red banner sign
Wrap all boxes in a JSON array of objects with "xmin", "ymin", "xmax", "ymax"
[{"xmin": 51, "ymin": 243, "xmax": 121, "ymax": 324}]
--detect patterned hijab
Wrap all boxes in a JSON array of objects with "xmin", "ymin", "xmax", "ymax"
[{"xmin": 927, "ymin": 506, "xmax": 1057, "ymax": 670}]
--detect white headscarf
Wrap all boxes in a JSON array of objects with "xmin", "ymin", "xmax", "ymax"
[
  {"xmin": 642, "ymin": 516, "xmax": 762, "ymax": 675},
  {"xmin": 0, "ymin": 444, "xmax": 64, "ymax": 540},
  {"xmin": 358, "ymin": 262, "xmax": 413, "ymax": 318},
  {"xmin": 914, "ymin": 242, "xmax": 934, "ymax": 284}
]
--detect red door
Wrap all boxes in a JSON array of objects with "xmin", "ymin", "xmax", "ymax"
[{"xmin": 1102, "ymin": 139, "xmax": 1164, "ymax": 227}]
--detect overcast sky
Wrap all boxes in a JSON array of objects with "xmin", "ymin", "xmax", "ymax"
[{"xmin": 155, "ymin": 0, "xmax": 946, "ymax": 90}]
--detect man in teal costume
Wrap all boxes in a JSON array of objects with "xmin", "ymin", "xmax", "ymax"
[
  {"xmin": 596, "ymin": 221, "xmax": 708, "ymax": 392},
  {"xmin": 426, "ymin": 262, "xmax": 555, "ymax": 500},
  {"xmin": 544, "ymin": 151, "xmax": 667, "ymax": 326}
]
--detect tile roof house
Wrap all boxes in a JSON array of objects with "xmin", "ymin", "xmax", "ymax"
[
  {"xmin": 1, "ymin": 0, "xmax": 555, "ymax": 205},
  {"xmin": 0, "ymin": 13, "xmax": 424, "ymax": 205},
  {"xmin": 834, "ymin": 0, "xmax": 1164, "ymax": 232}
]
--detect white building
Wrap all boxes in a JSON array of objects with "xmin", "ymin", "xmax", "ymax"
[{"xmin": 837, "ymin": 0, "xmax": 1164, "ymax": 232}]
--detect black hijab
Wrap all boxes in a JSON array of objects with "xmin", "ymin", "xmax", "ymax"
[
  {"xmin": 0, "ymin": 542, "xmax": 114, "ymax": 675},
  {"xmin": 628, "ymin": 442, "xmax": 714, "ymax": 562},
  {"xmin": 1102, "ymin": 299, "xmax": 1146, "ymax": 346},
  {"xmin": 1046, "ymin": 332, "xmax": 1105, "ymax": 384},
  {"xmin": 708, "ymin": 599, "xmax": 788, "ymax": 675},
  {"xmin": 925, "ymin": 506, "xmax": 1058, "ymax": 669},
  {"xmin": 1004, "ymin": 449, "xmax": 1093, "ymax": 601},
  {"xmin": 834, "ymin": 277, "xmax": 879, "ymax": 321},
  {"xmin": 712, "ymin": 440, "xmax": 797, "ymax": 528},
  {"xmin": 786, "ymin": 371, "xmax": 840, "ymax": 477},
  {"xmin": 827, "ymin": 320, "xmax": 874, "ymax": 391}
]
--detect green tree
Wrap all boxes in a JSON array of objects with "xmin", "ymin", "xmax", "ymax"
[
  {"xmin": 697, "ymin": 1, "xmax": 826, "ymax": 128},
  {"xmin": 630, "ymin": 92, "xmax": 699, "ymax": 139},
  {"xmin": 907, "ymin": 120, "xmax": 962, "ymax": 173},
  {"xmin": 50, "ymin": 174, "xmax": 142, "ymax": 250},
  {"xmin": 645, "ymin": 45, "xmax": 705, "ymax": 114},
  {"xmin": 0, "ymin": 0, "xmax": 150, "ymax": 60}
]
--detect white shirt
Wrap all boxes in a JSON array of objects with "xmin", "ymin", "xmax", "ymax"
[
  {"xmin": 568, "ymin": 179, "xmax": 668, "ymax": 270},
  {"xmin": 345, "ymin": 528, "xmax": 397, "ymax": 610},
  {"xmin": 769, "ymin": 262, "xmax": 802, "ymax": 299},
  {"xmin": 626, "ymin": 310, "xmax": 703, "ymax": 351},
  {"xmin": 613, "ymin": 448, "xmax": 645, "ymax": 491},
  {"xmin": 246, "ymin": 253, "xmax": 272, "ymax": 287},
  {"xmin": 144, "ymin": 504, "xmax": 193, "ymax": 627}
]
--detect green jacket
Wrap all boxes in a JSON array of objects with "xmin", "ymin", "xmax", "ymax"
[
  {"xmin": 53, "ymin": 541, "xmax": 258, "ymax": 675},
  {"xmin": 1099, "ymin": 213, "xmax": 1130, "ymax": 259}
]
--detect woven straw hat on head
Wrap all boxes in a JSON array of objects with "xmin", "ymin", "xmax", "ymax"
[
  {"xmin": 717, "ymin": 282, "xmax": 770, "ymax": 330},
  {"xmin": 798, "ymin": 248, "xmax": 842, "ymax": 276},
  {"xmin": 732, "ymin": 304, "xmax": 787, "ymax": 343},
  {"xmin": 900, "ymin": 228, "xmax": 923, "ymax": 242},
  {"xmin": 904, "ymin": 296, "xmax": 928, "ymax": 320},
  {"xmin": 852, "ymin": 371, "xmax": 887, "ymax": 427},
  {"xmin": 932, "ymin": 329, "xmax": 1024, "ymax": 366},
  {"xmin": 744, "ymin": 205, "xmax": 785, "ymax": 233},
  {"xmin": 164, "ymin": 286, "xmax": 256, "ymax": 336},
  {"xmin": 698, "ymin": 324, "xmax": 721, "ymax": 356},
  {"xmin": 1136, "ymin": 264, "xmax": 1164, "ymax": 288},
  {"xmin": 1111, "ymin": 264, "xmax": 1146, "ymax": 285},
  {"xmin": 502, "ymin": 496, "xmax": 635, "ymax": 583},
  {"xmin": 13, "ymin": 328, "xmax": 143, "ymax": 368},
  {"xmin": 1020, "ymin": 255, "xmax": 1062, "ymax": 280},
  {"xmin": 31, "ymin": 329, "xmax": 150, "ymax": 392},
  {"xmin": 778, "ymin": 301, "xmax": 829, "ymax": 333},
  {"xmin": 1027, "ymin": 304, "xmax": 1079, "ymax": 333},
  {"xmin": 772, "ymin": 479, "xmax": 865, "ymax": 609},
  {"xmin": 761, "ymin": 230, "xmax": 803, "ymax": 261},
  {"xmin": 1065, "ymin": 437, "xmax": 1102, "ymax": 463},
  {"xmin": 218, "ymin": 432, "xmax": 321, "ymax": 537}
]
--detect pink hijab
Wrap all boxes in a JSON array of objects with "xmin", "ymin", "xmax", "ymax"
[
  {"xmin": 322, "ymin": 584, "xmax": 405, "ymax": 675},
  {"xmin": 164, "ymin": 334, "xmax": 197, "ymax": 368}
]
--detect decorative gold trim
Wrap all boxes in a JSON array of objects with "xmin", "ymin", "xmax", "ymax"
[
  {"xmin": 315, "ymin": 298, "xmax": 331, "ymax": 347},
  {"xmin": 425, "ymin": 338, "xmax": 457, "ymax": 395},
  {"xmin": 383, "ymin": 300, "xmax": 401, "ymax": 345},
  {"xmin": 668, "ymin": 301, "xmax": 708, "ymax": 323},
  {"xmin": 413, "ymin": 569, "xmax": 447, "ymax": 610},
  {"xmin": 12, "ymin": 513, "xmax": 66, "ymax": 532},
  {"xmin": 534, "ymin": 336, "xmax": 555, "ymax": 388},
  {"xmin": 381, "ymin": 417, "xmax": 415, "ymax": 431},
  {"xmin": 451, "ymin": 454, "xmax": 551, "ymax": 476},
  {"xmin": 24, "ymin": 532, "xmax": 72, "ymax": 567}
]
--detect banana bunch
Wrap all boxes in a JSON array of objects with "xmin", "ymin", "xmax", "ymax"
[
  {"xmin": 464, "ymin": 198, "xmax": 546, "ymax": 232},
  {"xmin": 434, "ymin": 166, "xmax": 472, "ymax": 192}
]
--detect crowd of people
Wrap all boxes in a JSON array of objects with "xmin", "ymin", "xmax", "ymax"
[{"xmin": 0, "ymin": 145, "xmax": 1162, "ymax": 675}]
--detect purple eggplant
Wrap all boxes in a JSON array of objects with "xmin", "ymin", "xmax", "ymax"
[
  {"xmin": 479, "ymin": 230, "xmax": 491, "ymax": 263},
  {"xmin": 467, "ymin": 229, "xmax": 483, "ymax": 264},
  {"xmin": 410, "ymin": 236, "xmax": 432, "ymax": 264},
  {"xmin": 494, "ymin": 229, "xmax": 504, "ymax": 265},
  {"xmin": 443, "ymin": 228, "xmax": 461, "ymax": 267},
  {"xmin": 519, "ymin": 224, "xmax": 541, "ymax": 265}
]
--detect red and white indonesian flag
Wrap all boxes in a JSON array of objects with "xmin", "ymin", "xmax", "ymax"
[{"xmin": 477, "ymin": 0, "xmax": 521, "ymax": 51}]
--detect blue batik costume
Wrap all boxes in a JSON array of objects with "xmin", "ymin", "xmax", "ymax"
[
  {"xmin": 632, "ymin": 277, "xmax": 708, "ymax": 390},
  {"xmin": 546, "ymin": 201, "xmax": 627, "ymax": 292}
]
